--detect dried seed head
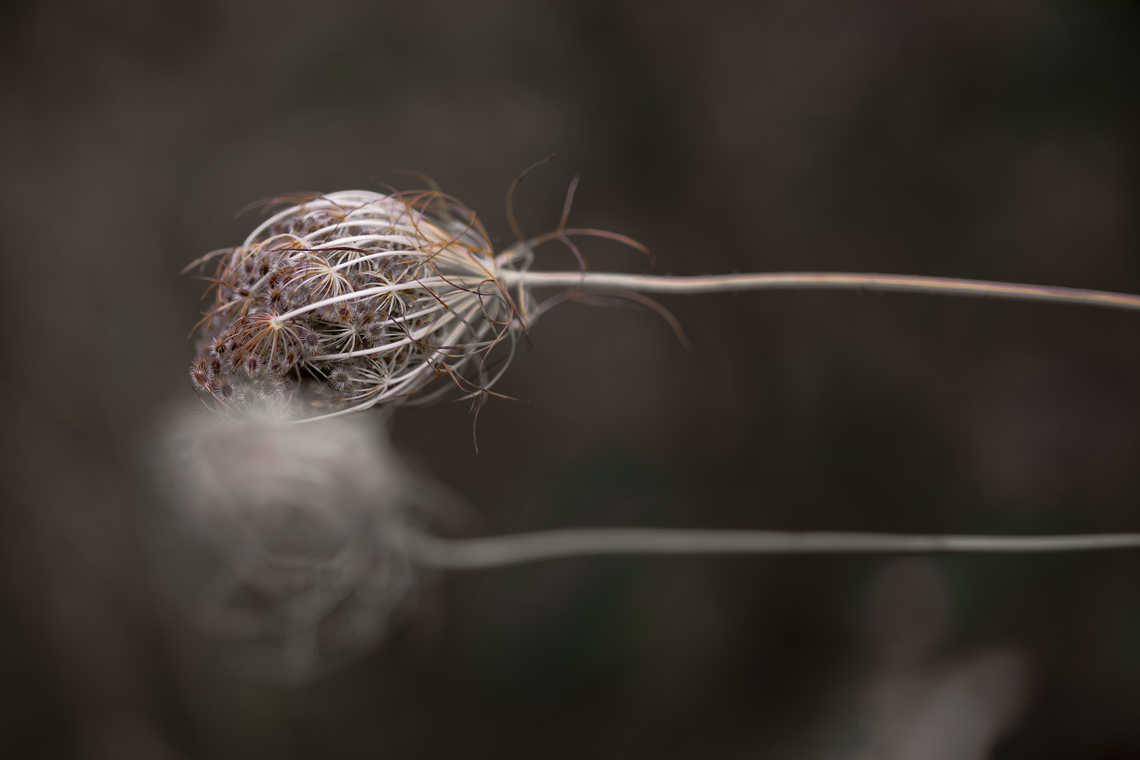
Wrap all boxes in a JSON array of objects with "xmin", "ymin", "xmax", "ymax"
[{"xmin": 189, "ymin": 190, "xmax": 522, "ymax": 419}]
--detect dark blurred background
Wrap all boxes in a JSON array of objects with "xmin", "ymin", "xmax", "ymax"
[{"xmin": 2, "ymin": 0, "xmax": 1139, "ymax": 757}]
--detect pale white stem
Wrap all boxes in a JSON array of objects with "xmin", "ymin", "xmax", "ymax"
[
  {"xmin": 311, "ymin": 321, "xmax": 438, "ymax": 361},
  {"xmin": 273, "ymin": 278, "xmax": 451, "ymax": 323},
  {"xmin": 403, "ymin": 527, "xmax": 1140, "ymax": 570},
  {"xmin": 313, "ymin": 335, "xmax": 417, "ymax": 362},
  {"xmin": 358, "ymin": 302, "xmax": 444, "ymax": 329},
  {"xmin": 312, "ymin": 299, "xmax": 481, "ymax": 361},
  {"xmin": 244, "ymin": 205, "xmax": 313, "ymax": 246},
  {"xmin": 327, "ymin": 244, "xmax": 420, "ymax": 269},
  {"xmin": 498, "ymin": 271, "xmax": 1140, "ymax": 312},
  {"xmin": 301, "ymin": 221, "xmax": 424, "ymax": 244},
  {"xmin": 299, "ymin": 311, "xmax": 490, "ymax": 422}
]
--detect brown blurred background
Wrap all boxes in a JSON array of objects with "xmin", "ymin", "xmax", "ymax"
[{"xmin": 2, "ymin": 0, "xmax": 1139, "ymax": 757}]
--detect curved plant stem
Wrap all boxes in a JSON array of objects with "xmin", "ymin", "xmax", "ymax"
[
  {"xmin": 498, "ymin": 270, "xmax": 1140, "ymax": 312},
  {"xmin": 403, "ymin": 527, "xmax": 1140, "ymax": 570}
]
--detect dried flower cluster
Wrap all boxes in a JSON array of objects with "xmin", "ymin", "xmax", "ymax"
[{"xmin": 188, "ymin": 190, "xmax": 522, "ymax": 419}]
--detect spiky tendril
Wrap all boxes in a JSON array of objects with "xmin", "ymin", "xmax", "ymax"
[{"xmin": 189, "ymin": 190, "xmax": 523, "ymax": 419}]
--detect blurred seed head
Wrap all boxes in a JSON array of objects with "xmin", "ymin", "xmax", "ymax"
[{"xmin": 159, "ymin": 407, "xmax": 425, "ymax": 680}]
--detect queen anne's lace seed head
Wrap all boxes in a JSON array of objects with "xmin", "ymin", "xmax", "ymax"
[
  {"xmin": 189, "ymin": 190, "xmax": 524, "ymax": 419},
  {"xmin": 159, "ymin": 407, "xmax": 424, "ymax": 679}
]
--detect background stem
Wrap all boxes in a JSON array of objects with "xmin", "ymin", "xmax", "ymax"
[{"xmin": 403, "ymin": 527, "xmax": 1140, "ymax": 570}]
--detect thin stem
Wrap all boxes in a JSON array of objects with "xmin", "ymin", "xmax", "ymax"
[
  {"xmin": 498, "ymin": 270, "xmax": 1140, "ymax": 312},
  {"xmin": 273, "ymin": 278, "xmax": 448, "ymax": 323},
  {"xmin": 402, "ymin": 527, "xmax": 1140, "ymax": 570}
]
